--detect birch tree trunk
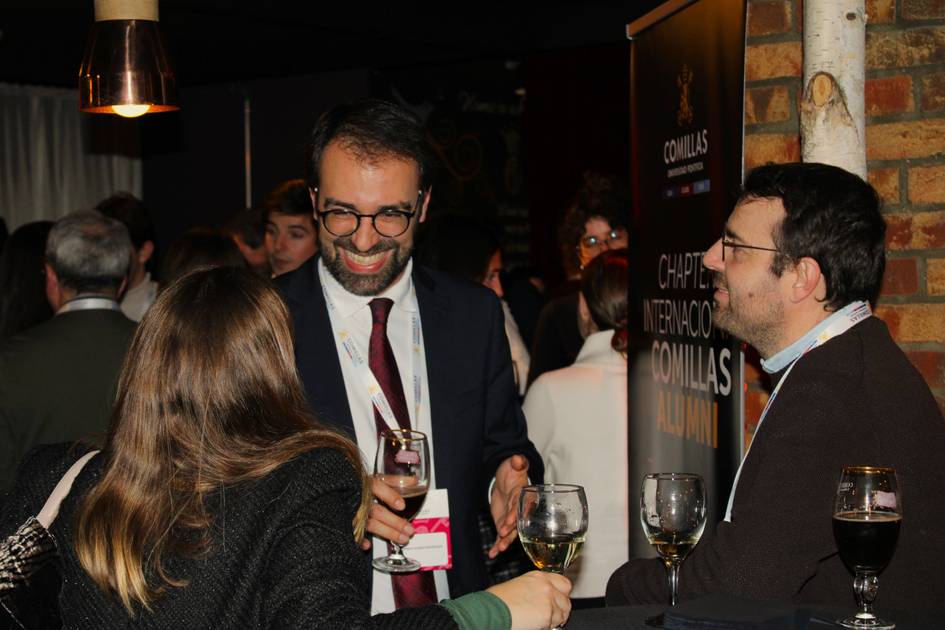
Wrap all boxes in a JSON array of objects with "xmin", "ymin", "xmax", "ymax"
[{"xmin": 801, "ymin": 0, "xmax": 867, "ymax": 179}]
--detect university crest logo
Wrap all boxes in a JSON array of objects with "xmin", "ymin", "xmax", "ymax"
[{"xmin": 677, "ymin": 64, "xmax": 694, "ymax": 127}]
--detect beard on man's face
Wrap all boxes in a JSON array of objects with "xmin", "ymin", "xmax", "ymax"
[{"xmin": 322, "ymin": 236, "xmax": 413, "ymax": 296}]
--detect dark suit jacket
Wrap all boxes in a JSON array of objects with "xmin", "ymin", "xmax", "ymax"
[
  {"xmin": 276, "ymin": 257, "xmax": 544, "ymax": 597},
  {"xmin": 606, "ymin": 317, "xmax": 945, "ymax": 609},
  {"xmin": 0, "ymin": 308, "xmax": 136, "ymax": 491}
]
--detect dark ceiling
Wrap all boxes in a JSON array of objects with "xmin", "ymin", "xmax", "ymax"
[{"xmin": 0, "ymin": 2, "xmax": 663, "ymax": 88}]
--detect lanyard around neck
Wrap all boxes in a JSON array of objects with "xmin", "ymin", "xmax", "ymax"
[
  {"xmin": 723, "ymin": 301, "xmax": 872, "ymax": 522},
  {"xmin": 321, "ymin": 283, "xmax": 423, "ymax": 432}
]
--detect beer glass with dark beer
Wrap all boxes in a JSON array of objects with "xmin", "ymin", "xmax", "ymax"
[{"xmin": 833, "ymin": 466, "xmax": 901, "ymax": 630}]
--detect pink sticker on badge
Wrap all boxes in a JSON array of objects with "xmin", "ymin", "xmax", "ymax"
[
  {"xmin": 394, "ymin": 450, "xmax": 420, "ymax": 465},
  {"xmin": 410, "ymin": 516, "xmax": 453, "ymax": 570}
]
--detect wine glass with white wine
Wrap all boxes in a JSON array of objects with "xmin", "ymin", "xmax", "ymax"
[
  {"xmin": 640, "ymin": 473, "xmax": 707, "ymax": 626},
  {"xmin": 518, "ymin": 484, "xmax": 588, "ymax": 627}
]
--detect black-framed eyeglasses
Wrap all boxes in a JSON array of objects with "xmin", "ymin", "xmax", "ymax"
[
  {"xmin": 313, "ymin": 188, "xmax": 423, "ymax": 238},
  {"xmin": 720, "ymin": 234, "xmax": 780, "ymax": 261},
  {"xmin": 578, "ymin": 229, "xmax": 625, "ymax": 252}
]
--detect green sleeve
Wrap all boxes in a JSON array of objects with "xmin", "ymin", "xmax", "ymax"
[{"xmin": 439, "ymin": 591, "xmax": 512, "ymax": 630}]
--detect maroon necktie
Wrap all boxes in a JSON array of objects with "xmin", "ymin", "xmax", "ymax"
[{"xmin": 368, "ymin": 298, "xmax": 438, "ymax": 608}]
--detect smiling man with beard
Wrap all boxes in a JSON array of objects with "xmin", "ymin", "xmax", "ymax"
[
  {"xmin": 607, "ymin": 162, "xmax": 945, "ymax": 611},
  {"xmin": 274, "ymin": 99, "xmax": 543, "ymax": 615}
]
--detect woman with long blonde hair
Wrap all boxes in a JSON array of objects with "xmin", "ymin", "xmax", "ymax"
[{"xmin": 1, "ymin": 267, "xmax": 569, "ymax": 629}]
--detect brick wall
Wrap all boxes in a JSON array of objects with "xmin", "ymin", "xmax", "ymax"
[{"xmin": 743, "ymin": 0, "xmax": 945, "ymax": 446}]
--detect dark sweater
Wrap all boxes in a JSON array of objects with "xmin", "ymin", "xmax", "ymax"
[
  {"xmin": 606, "ymin": 317, "xmax": 945, "ymax": 610},
  {"xmin": 0, "ymin": 444, "xmax": 457, "ymax": 629}
]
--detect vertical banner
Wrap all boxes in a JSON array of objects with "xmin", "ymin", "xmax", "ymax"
[{"xmin": 627, "ymin": 0, "xmax": 747, "ymax": 556}]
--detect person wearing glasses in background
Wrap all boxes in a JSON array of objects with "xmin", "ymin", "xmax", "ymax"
[
  {"xmin": 527, "ymin": 174, "xmax": 629, "ymax": 389},
  {"xmin": 274, "ymin": 99, "xmax": 549, "ymax": 619}
]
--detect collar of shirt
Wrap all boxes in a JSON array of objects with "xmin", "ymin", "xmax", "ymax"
[
  {"xmin": 760, "ymin": 301, "xmax": 865, "ymax": 374},
  {"xmin": 318, "ymin": 256, "xmax": 416, "ymax": 318},
  {"xmin": 57, "ymin": 295, "xmax": 121, "ymax": 315},
  {"xmin": 575, "ymin": 329, "xmax": 626, "ymax": 366}
]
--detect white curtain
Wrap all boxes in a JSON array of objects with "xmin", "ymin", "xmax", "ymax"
[{"xmin": 0, "ymin": 82, "xmax": 142, "ymax": 231}]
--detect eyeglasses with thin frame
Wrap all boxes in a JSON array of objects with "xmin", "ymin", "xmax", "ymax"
[
  {"xmin": 312, "ymin": 188, "xmax": 423, "ymax": 238},
  {"xmin": 720, "ymin": 234, "xmax": 780, "ymax": 261},
  {"xmin": 578, "ymin": 229, "xmax": 626, "ymax": 253}
]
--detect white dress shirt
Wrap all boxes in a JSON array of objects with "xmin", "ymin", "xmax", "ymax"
[
  {"xmin": 119, "ymin": 272, "xmax": 158, "ymax": 322},
  {"xmin": 318, "ymin": 258, "xmax": 449, "ymax": 613},
  {"xmin": 523, "ymin": 330, "xmax": 628, "ymax": 598}
]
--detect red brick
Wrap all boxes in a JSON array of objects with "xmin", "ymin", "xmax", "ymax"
[
  {"xmin": 745, "ymin": 85, "xmax": 793, "ymax": 124},
  {"xmin": 745, "ymin": 133, "xmax": 801, "ymax": 170},
  {"xmin": 748, "ymin": 1, "xmax": 793, "ymax": 37},
  {"xmin": 866, "ymin": 27, "xmax": 945, "ymax": 69},
  {"xmin": 866, "ymin": 119, "xmax": 945, "ymax": 161},
  {"xmin": 746, "ymin": 42, "xmax": 803, "ymax": 81},
  {"xmin": 869, "ymin": 167, "xmax": 901, "ymax": 204},
  {"xmin": 905, "ymin": 350, "xmax": 945, "ymax": 388},
  {"xmin": 881, "ymin": 258, "xmax": 919, "ymax": 296},
  {"xmin": 875, "ymin": 303, "xmax": 945, "ymax": 343},
  {"xmin": 908, "ymin": 164, "xmax": 945, "ymax": 204},
  {"xmin": 867, "ymin": 0, "xmax": 896, "ymax": 23},
  {"xmin": 929, "ymin": 258, "xmax": 945, "ymax": 295},
  {"xmin": 921, "ymin": 72, "xmax": 945, "ymax": 112},
  {"xmin": 866, "ymin": 76, "xmax": 915, "ymax": 117},
  {"xmin": 884, "ymin": 210, "xmax": 945, "ymax": 250},
  {"xmin": 744, "ymin": 388, "xmax": 769, "ymax": 450},
  {"xmin": 903, "ymin": 0, "xmax": 945, "ymax": 20}
]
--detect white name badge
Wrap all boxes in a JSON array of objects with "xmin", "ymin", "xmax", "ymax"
[{"xmin": 404, "ymin": 488, "xmax": 452, "ymax": 571}]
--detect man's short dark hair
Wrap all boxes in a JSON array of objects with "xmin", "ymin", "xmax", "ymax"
[
  {"xmin": 222, "ymin": 206, "xmax": 266, "ymax": 249},
  {"xmin": 95, "ymin": 192, "xmax": 154, "ymax": 250},
  {"xmin": 741, "ymin": 162, "xmax": 886, "ymax": 309},
  {"xmin": 305, "ymin": 99, "xmax": 435, "ymax": 192},
  {"xmin": 262, "ymin": 179, "xmax": 313, "ymax": 222}
]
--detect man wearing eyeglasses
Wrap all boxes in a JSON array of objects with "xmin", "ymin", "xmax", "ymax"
[
  {"xmin": 275, "ymin": 99, "xmax": 543, "ymax": 614},
  {"xmin": 606, "ymin": 162, "xmax": 945, "ymax": 609}
]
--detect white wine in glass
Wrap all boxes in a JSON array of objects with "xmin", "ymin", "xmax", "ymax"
[
  {"xmin": 640, "ymin": 472, "xmax": 707, "ymax": 626},
  {"xmin": 517, "ymin": 484, "xmax": 588, "ymax": 575}
]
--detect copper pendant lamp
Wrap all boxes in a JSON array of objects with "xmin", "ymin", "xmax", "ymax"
[{"xmin": 78, "ymin": 0, "xmax": 179, "ymax": 117}]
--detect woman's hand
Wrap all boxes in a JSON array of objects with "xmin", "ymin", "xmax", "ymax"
[{"xmin": 487, "ymin": 571, "xmax": 572, "ymax": 630}]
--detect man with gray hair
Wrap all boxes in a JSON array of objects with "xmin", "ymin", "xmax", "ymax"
[{"xmin": 0, "ymin": 210, "xmax": 137, "ymax": 490}]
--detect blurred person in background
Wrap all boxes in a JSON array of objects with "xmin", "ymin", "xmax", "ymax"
[
  {"xmin": 527, "ymin": 174, "xmax": 628, "ymax": 389},
  {"xmin": 264, "ymin": 179, "xmax": 318, "ymax": 277},
  {"xmin": 0, "ymin": 266, "xmax": 571, "ymax": 629},
  {"xmin": 223, "ymin": 206, "xmax": 270, "ymax": 276},
  {"xmin": 416, "ymin": 214, "xmax": 530, "ymax": 396},
  {"xmin": 0, "ymin": 221, "xmax": 54, "ymax": 340},
  {"xmin": 523, "ymin": 249, "xmax": 628, "ymax": 608},
  {"xmin": 160, "ymin": 227, "xmax": 247, "ymax": 287},
  {"xmin": 0, "ymin": 210, "xmax": 135, "ymax": 491},
  {"xmin": 96, "ymin": 192, "xmax": 159, "ymax": 322}
]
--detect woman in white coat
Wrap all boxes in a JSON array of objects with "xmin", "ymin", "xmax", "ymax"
[{"xmin": 523, "ymin": 249, "xmax": 628, "ymax": 607}]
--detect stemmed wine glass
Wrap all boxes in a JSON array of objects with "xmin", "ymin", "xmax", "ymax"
[
  {"xmin": 833, "ymin": 466, "xmax": 902, "ymax": 630},
  {"xmin": 517, "ymin": 484, "xmax": 588, "ymax": 630},
  {"xmin": 640, "ymin": 473, "xmax": 707, "ymax": 626},
  {"xmin": 372, "ymin": 429, "xmax": 430, "ymax": 574},
  {"xmin": 517, "ymin": 484, "xmax": 589, "ymax": 573}
]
